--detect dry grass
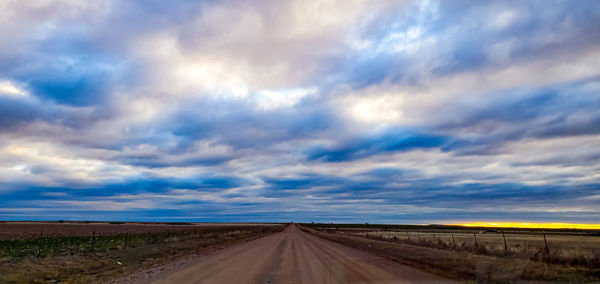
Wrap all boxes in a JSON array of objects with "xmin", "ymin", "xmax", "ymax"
[
  {"xmin": 314, "ymin": 226, "xmax": 600, "ymax": 269},
  {"xmin": 302, "ymin": 226, "xmax": 600, "ymax": 282}
]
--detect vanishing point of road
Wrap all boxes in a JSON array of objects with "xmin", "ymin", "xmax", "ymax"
[{"xmin": 151, "ymin": 224, "xmax": 449, "ymax": 283}]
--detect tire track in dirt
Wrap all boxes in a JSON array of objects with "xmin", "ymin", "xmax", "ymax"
[
  {"xmin": 256, "ymin": 239, "xmax": 287, "ymax": 283},
  {"xmin": 150, "ymin": 225, "xmax": 451, "ymax": 283}
]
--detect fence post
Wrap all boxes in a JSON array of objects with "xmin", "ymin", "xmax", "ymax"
[
  {"xmin": 502, "ymin": 231, "xmax": 508, "ymax": 254},
  {"xmin": 417, "ymin": 231, "xmax": 421, "ymax": 241},
  {"xmin": 406, "ymin": 231, "xmax": 410, "ymax": 241},
  {"xmin": 473, "ymin": 232, "xmax": 478, "ymax": 249},
  {"xmin": 432, "ymin": 231, "xmax": 436, "ymax": 242},
  {"xmin": 543, "ymin": 232, "xmax": 549, "ymax": 254},
  {"xmin": 451, "ymin": 233, "xmax": 457, "ymax": 250},
  {"xmin": 167, "ymin": 231, "xmax": 170, "ymax": 243},
  {"xmin": 91, "ymin": 231, "xmax": 96, "ymax": 252},
  {"xmin": 40, "ymin": 229, "xmax": 43, "ymax": 238}
]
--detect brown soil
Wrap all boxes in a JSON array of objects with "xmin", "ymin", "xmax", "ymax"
[
  {"xmin": 146, "ymin": 224, "xmax": 449, "ymax": 283},
  {"xmin": 0, "ymin": 221, "xmax": 270, "ymax": 239}
]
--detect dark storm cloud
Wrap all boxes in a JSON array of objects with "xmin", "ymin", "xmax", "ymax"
[
  {"xmin": 258, "ymin": 169, "xmax": 600, "ymax": 221},
  {"xmin": 437, "ymin": 79, "xmax": 600, "ymax": 155},
  {"xmin": 0, "ymin": 96, "xmax": 49, "ymax": 130},
  {"xmin": 116, "ymin": 154, "xmax": 232, "ymax": 168},
  {"xmin": 166, "ymin": 95, "xmax": 338, "ymax": 151},
  {"xmin": 22, "ymin": 62, "xmax": 115, "ymax": 106},
  {"xmin": 306, "ymin": 129, "xmax": 447, "ymax": 162},
  {"xmin": 0, "ymin": 174, "xmax": 252, "ymax": 207}
]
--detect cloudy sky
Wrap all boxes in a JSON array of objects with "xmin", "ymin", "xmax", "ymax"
[{"xmin": 1, "ymin": 0, "xmax": 599, "ymax": 223}]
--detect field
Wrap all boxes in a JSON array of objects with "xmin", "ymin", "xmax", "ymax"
[
  {"xmin": 0, "ymin": 221, "xmax": 279, "ymax": 239},
  {"xmin": 0, "ymin": 221, "xmax": 284, "ymax": 283},
  {"xmin": 3, "ymin": 221, "xmax": 599, "ymax": 282},
  {"xmin": 301, "ymin": 223, "xmax": 600, "ymax": 281}
]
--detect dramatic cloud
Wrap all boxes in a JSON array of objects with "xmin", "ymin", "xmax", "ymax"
[{"xmin": 1, "ymin": 0, "xmax": 599, "ymax": 223}]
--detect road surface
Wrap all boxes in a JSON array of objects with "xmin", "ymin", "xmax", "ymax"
[{"xmin": 151, "ymin": 225, "xmax": 448, "ymax": 283}]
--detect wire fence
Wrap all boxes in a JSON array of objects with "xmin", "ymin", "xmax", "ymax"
[
  {"xmin": 0, "ymin": 225, "xmax": 278, "ymax": 258},
  {"xmin": 311, "ymin": 227, "xmax": 600, "ymax": 267}
]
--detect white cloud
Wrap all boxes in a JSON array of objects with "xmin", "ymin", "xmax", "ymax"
[{"xmin": 0, "ymin": 81, "xmax": 27, "ymax": 97}]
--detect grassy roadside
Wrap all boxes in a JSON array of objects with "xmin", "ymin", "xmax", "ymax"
[
  {"xmin": 302, "ymin": 223, "xmax": 600, "ymax": 267},
  {"xmin": 0, "ymin": 225, "xmax": 285, "ymax": 283},
  {"xmin": 300, "ymin": 226, "xmax": 600, "ymax": 282}
]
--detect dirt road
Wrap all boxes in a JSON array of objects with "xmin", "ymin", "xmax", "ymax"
[{"xmin": 151, "ymin": 224, "xmax": 448, "ymax": 283}]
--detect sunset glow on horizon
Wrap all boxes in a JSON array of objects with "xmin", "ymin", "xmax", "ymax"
[{"xmin": 453, "ymin": 222, "xmax": 600, "ymax": 230}]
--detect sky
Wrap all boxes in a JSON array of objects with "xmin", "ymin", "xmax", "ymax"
[{"xmin": 0, "ymin": 0, "xmax": 599, "ymax": 224}]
